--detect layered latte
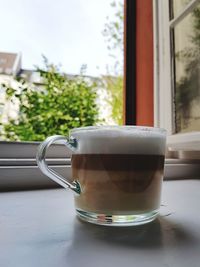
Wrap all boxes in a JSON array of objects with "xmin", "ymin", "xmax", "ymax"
[{"xmin": 71, "ymin": 127, "xmax": 166, "ymax": 216}]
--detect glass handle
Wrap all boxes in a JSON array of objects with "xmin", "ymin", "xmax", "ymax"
[{"xmin": 36, "ymin": 135, "xmax": 81, "ymax": 194}]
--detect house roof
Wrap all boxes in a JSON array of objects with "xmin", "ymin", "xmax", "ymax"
[{"xmin": 0, "ymin": 52, "xmax": 21, "ymax": 75}]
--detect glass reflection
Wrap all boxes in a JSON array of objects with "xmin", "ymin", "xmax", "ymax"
[{"xmin": 173, "ymin": 6, "xmax": 200, "ymax": 132}]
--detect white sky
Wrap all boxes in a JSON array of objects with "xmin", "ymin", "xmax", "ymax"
[{"xmin": 0, "ymin": 0, "xmax": 116, "ymax": 77}]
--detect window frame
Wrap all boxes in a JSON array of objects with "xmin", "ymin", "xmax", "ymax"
[
  {"xmin": 124, "ymin": 0, "xmax": 136, "ymax": 124},
  {"xmin": 153, "ymin": 0, "xmax": 200, "ymax": 152}
]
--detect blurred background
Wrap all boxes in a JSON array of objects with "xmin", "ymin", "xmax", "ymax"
[{"xmin": 0, "ymin": 0, "xmax": 124, "ymax": 141}]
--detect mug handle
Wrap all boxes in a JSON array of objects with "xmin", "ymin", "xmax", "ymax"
[{"xmin": 36, "ymin": 135, "xmax": 81, "ymax": 194}]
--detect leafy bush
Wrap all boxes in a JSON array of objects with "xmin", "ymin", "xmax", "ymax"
[
  {"xmin": 103, "ymin": 75, "xmax": 123, "ymax": 125},
  {"xmin": 1, "ymin": 60, "xmax": 99, "ymax": 141}
]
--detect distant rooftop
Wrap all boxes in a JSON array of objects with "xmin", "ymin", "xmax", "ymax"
[
  {"xmin": 0, "ymin": 52, "xmax": 104, "ymax": 85},
  {"xmin": 0, "ymin": 52, "xmax": 21, "ymax": 75}
]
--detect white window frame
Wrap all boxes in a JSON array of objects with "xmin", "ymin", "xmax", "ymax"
[{"xmin": 153, "ymin": 0, "xmax": 200, "ymax": 152}]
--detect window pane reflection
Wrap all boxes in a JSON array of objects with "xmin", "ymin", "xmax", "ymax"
[
  {"xmin": 171, "ymin": 0, "xmax": 190, "ymax": 19},
  {"xmin": 173, "ymin": 6, "xmax": 200, "ymax": 133}
]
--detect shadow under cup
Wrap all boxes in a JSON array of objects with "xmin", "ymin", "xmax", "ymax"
[{"xmin": 70, "ymin": 126, "xmax": 166, "ymax": 226}]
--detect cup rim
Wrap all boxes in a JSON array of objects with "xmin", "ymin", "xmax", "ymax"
[{"xmin": 70, "ymin": 125, "xmax": 167, "ymax": 134}]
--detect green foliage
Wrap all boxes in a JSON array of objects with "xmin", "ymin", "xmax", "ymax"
[
  {"xmin": 102, "ymin": 0, "xmax": 123, "ymax": 72},
  {"xmin": 1, "ymin": 59, "xmax": 99, "ymax": 141},
  {"xmin": 102, "ymin": 0, "xmax": 123, "ymax": 125},
  {"xmin": 103, "ymin": 75, "xmax": 123, "ymax": 125}
]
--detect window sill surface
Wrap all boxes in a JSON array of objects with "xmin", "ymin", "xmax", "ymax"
[
  {"xmin": 167, "ymin": 132, "xmax": 200, "ymax": 151},
  {"xmin": 0, "ymin": 179, "xmax": 200, "ymax": 267}
]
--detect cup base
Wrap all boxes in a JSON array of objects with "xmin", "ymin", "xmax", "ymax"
[{"xmin": 76, "ymin": 209, "xmax": 158, "ymax": 226}]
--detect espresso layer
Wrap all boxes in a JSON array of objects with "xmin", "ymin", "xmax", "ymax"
[{"xmin": 72, "ymin": 154, "xmax": 164, "ymax": 171}]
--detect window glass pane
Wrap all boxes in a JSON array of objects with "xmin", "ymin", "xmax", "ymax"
[
  {"xmin": 0, "ymin": 0, "xmax": 124, "ymax": 141},
  {"xmin": 173, "ymin": 5, "xmax": 200, "ymax": 133},
  {"xmin": 171, "ymin": 0, "xmax": 191, "ymax": 19}
]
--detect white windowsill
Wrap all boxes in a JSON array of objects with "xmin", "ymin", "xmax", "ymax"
[
  {"xmin": 0, "ymin": 141, "xmax": 71, "ymax": 158},
  {"xmin": 167, "ymin": 132, "xmax": 200, "ymax": 151}
]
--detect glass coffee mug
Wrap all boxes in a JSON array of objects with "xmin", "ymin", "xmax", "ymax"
[{"xmin": 37, "ymin": 126, "xmax": 166, "ymax": 226}]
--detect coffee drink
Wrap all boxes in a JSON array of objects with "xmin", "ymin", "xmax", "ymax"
[
  {"xmin": 37, "ymin": 126, "xmax": 166, "ymax": 225},
  {"xmin": 71, "ymin": 127, "xmax": 166, "ymax": 216}
]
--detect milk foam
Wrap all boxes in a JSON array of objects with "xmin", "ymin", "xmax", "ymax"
[{"xmin": 70, "ymin": 126, "xmax": 166, "ymax": 155}]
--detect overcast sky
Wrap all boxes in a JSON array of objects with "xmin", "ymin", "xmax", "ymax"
[{"xmin": 0, "ymin": 0, "xmax": 116, "ymax": 76}]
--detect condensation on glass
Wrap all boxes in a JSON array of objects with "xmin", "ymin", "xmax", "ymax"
[{"xmin": 170, "ymin": 1, "xmax": 200, "ymax": 133}]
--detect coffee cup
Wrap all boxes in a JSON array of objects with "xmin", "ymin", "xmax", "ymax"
[{"xmin": 36, "ymin": 126, "xmax": 166, "ymax": 226}]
